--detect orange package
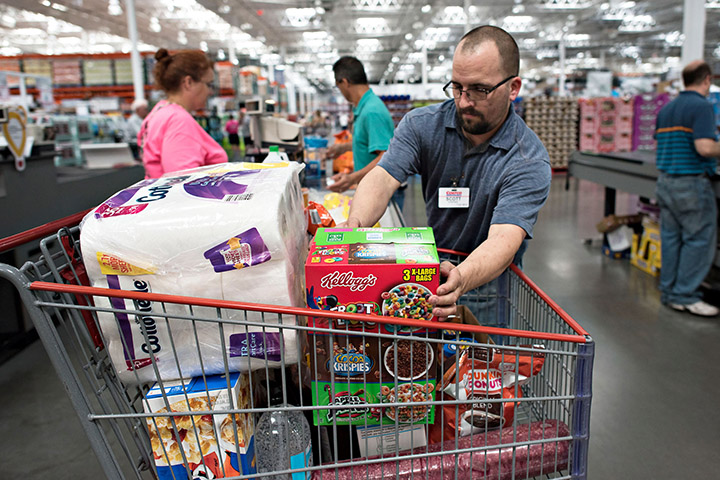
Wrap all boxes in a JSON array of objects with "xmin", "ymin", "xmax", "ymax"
[
  {"xmin": 333, "ymin": 129, "xmax": 351, "ymax": 143},
  {"xmin": 306, "ymin": 201, "xmax": 335, "ymax": 235},
  {"xmin": 334, "ymin": 151, "xmax": 354, "ymax": 174},
  {"xmin": 428, "ymin": 344, "xmax": 545, "ymax": 444}
]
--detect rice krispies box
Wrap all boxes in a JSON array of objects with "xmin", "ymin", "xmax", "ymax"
[
  {"xmin": 305, "ymin": 227, "xmax": 440, "ymax": 426},
  {"xmin": 144, "ymin": 373, "xmax": 256, "ymax": 479}
]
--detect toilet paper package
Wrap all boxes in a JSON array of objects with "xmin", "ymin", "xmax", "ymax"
[{"xmin": 80, "ymin": 162, "xmax": 308, "ymax": 384}]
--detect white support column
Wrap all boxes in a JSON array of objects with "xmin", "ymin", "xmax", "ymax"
[
  {"xmin": 124, "ymin": 0, "xmax": 145, "ymax": 102},
  {"xmin": 558, "ymin": 34, "xmax": 567, "ymax": 97},
  {"xmin": 681, "ymin": 0, "xmax": 706, "ymax": 66},
  {"xmin": 464, "ymin": 0, "xmax": 471, "ymax": 33},
  {"xmin": 287, "ymin": 82, "xmax": 297, "ymax": 114},
  {"xmin": 229, "ymin": 41, "xmax": 238, "ymax": 65},
  {"xmin": 298, "ymin": 88, "xmax": 306, "ymax": 116},
  {"xmin": 421, "ymin": 43, "xmax": 428, "ymax": 87}
]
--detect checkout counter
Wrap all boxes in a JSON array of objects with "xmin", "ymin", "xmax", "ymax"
[
  {"xmin": 568, "ymin": 149, "xmax": 720, "ymax": 267},
  {"xmin": 0, "ymin": 142, "xmax": 144, "ymax": 352},
  {"xmin": 568, "ymin": 149, "xmax": 720, "ymax": 213}
]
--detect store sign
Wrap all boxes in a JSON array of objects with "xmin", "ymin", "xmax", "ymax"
[{"xmin": 2, "ymin": 106, "xmax": 28, "ymax": 171}]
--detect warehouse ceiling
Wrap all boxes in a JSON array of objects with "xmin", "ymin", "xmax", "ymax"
[{"xmin": 1, "ymin": 0, "xmax": 720, "ymax": 89}]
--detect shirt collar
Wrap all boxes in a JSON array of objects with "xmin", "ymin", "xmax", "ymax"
[
  {"xmin": 353, "ymin": 89, "xmax": 374, "ymax": 116},
  {"xmin": 444, "ymin": 101, "xmax": 518, "ymax": 152}
]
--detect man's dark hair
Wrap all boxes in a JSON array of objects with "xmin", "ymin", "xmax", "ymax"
[
  {"xmin": 682, "ymin": 61, "xmax": 712, "ymax": 87},
  {"xmin": 333, "ymin": 56, "xmax": 368, "ymax": 85},
  {"xmin": 459, "ymin": 25, "xmax": 519, "ymax": 78}
]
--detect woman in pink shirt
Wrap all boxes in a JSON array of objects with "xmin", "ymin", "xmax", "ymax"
[{"xmin": 138, "ymin": 49, "xmax": 228, "ymax": 178}]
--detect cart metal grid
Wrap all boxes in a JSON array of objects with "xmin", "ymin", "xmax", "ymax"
[{"xmin": 0, "ymin": 218, "xmax": 593, "ymax": 480}]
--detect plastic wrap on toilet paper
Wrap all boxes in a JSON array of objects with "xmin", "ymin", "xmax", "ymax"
[{"xmin": 80, "ymin": 162, "xmax": 308, "ymax": 384}]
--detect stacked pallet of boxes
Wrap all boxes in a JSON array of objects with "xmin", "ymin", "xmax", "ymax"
[
  {"xmin": 524, "ymin": 96, "xmax": 578, "ymax": 169},
  {"xmin": 632, "ymin": 93, "xmax": 671, "ymax": 151},
  {"xmin": 578, "ymin": 97, "xmax": 633, "ymax": 153}
]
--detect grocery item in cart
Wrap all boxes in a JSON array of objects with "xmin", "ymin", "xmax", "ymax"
[
  {"xmin": 315, "ymin": 419, "xmax": 570, "ymax": 480},
  {"xmin": 80, "ymin": 162, "xmax": 307, "ymax": 383},
  {"xmin": 429, "ymin": 343, "xmax": 546, "ymax": 444},
  {"xmin": 306, "ymin": 227, "xmax": 439, "ymax": 327},
  {"xmin": 306, "ymin": 227, "xmax": 440, "ymax": 426},
  {"xmin": 144, "ymin": 372, "xmax": 256, "ymax": 480}
]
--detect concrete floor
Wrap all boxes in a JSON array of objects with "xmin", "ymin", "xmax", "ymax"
[{"xmin": 1, "ymin": 174, "xmax": 719, "ymax": 478}]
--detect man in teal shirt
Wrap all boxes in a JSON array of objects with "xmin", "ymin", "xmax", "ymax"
[{"xmin": 329, "ymin": 56, "xmax": 404, "ymax": 209}]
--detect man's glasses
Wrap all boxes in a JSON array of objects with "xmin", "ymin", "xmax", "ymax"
[{"xmin": 443, "ymin": 75, "xmax": 516, "ymax": 102}]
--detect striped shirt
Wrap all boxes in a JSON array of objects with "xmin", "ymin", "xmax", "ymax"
[{"xmin": 655, "ymin": 91, "xmax": 717, "ymax": 175}]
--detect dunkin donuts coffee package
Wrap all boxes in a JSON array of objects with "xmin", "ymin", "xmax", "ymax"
[{"xmin": 305, "ymin": 227, "xmax": 440, "ymax": 426}]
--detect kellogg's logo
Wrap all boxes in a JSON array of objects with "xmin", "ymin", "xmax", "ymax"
[{"xmin": 320, "ymin": 271, "xmax": 377, "ymax": 292}]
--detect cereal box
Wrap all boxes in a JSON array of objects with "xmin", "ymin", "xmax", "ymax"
[
  {"xmin": 305, "ymin": 227, "xmax": 440, "ymax": 426},
  {"xmin": 144, "ymin": 373, "xmax": 256, "ymax": 479}
]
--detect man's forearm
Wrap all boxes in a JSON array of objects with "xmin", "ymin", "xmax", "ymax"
[
  {"xmin": 349, "ymin": 151, "xmax": 384, "ymax": 185},
  {"xmin": 455, "ymin": 225, "xmax": 526, "ymax": 293},
  {"xmin": 346, "ymin": 166, "xmax": 398, "ymax": 227}
]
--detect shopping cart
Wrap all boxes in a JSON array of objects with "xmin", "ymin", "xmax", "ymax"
[{"xmin": 0, "ymin": 215, "xmax": 594, "ymax": 480}]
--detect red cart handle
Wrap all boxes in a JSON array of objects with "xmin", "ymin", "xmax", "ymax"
[{"xmin": 0, "ymin": 209, "xmax": 92, "ymax": 254}]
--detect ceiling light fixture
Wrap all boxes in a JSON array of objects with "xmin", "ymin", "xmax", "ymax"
[
  {"xmin": 107, "ymin": 0, "xmax": 122, "ymax": 16},
  {"xmin": 178, "ymin": 30, "xmax": 188, "ymax": 45},
  {"xmin": 543, "ymin": 0, "xmax": 592, "ymax": 9},
  {"xmin": 356, "ymin": 17, "xmax": 391, "ymax": 35},
  {"xmin": 502, "ymin": 15, "xmax": 537, "ymax": 32},
  {"xmin": 421, "ymin": 4, "xmax": 431, "ymax": 13},
  {"xmin": 282, "ymin": 8, "xmax": 318, "ymax": 27},
  {"xmin": 352, "ymin": 0, "xmax": 404, "ymax": 10},
  {"xmin": 200, "ymin": 41, "xmax": 208, "ymax": 52},
  {"xmin": 618, "ymin": 14, "xmax": 654, "ymax": 32},
  {"xmin": 149, "ymin": 17, "xmax": 161, "ymax": 33}
]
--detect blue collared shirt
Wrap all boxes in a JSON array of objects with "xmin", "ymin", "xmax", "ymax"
[{"xmin": 378, "ymin": 99, "xmax": 551, "ymax": 254}]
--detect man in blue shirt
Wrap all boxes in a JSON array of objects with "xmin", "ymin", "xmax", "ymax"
[
  {"xmin": 343, "ymin": 26, "xmax": 551, "ymax": 319},
  {"xmin": 655, "ymin": 60, "xmax": 720, "ymax": 317},
  {"xmin": 328, "ymin": 56, "xmax": 404, "ymax": 209}
]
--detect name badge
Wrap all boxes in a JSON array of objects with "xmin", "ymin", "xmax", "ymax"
[{"xmin": 438, "ymin": 187, "xmax": 470, "ymax": 208}]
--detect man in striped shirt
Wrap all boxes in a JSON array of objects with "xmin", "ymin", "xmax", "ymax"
[{"xmin": 655, "ymin": 60, "xmax": 720, "ymax": 317}]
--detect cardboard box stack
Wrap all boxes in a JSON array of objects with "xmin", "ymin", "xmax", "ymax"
[
  {"xmin": 523, "ymin": 96, "xmax": 579, "ymax": 169},
  {"xmin": 632, "ymin": 93, "xmax": 671, "ymax": 151},
  {"xmin": 579, "ymin": 97, "xmax": 634, "ymax": 153}
]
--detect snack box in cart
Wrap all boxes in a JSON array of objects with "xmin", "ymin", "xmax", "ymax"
[
  {"xmin": 305, "ymin": 227, "xmax": 440, "ymax": 426},
  {"xmin": 144, "ymin": 373, "xmax": 256, "ymax": 480}
]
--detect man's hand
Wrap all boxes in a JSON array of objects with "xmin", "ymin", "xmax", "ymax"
[
  {"xmin": 328, "ymin": 172, "xmax": 356, "ymax": 192},
  {"xmin": 429, "ymin": 261, "xmax": 467, "ymax": 320},
  {"xmin": 337, "ymin": 216, "xmax": 362, "ymax": 228}
]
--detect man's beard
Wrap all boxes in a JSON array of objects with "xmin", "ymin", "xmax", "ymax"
[{"xmin": 456, "ymin": 106, "xmax": 492, "ymax": 135}]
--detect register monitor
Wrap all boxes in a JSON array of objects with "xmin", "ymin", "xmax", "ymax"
[{"xmin": 249, "ymin": 115, "xmax": 302, "ymax": 149}]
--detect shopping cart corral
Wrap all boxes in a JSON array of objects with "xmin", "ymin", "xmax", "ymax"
[{"xmin": 0, "ymin": 219, "xmax": 594, "ymax": 480}]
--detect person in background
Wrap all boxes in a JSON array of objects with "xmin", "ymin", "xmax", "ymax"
[
  {"xmin": 225, "ymin": 113, "xmax": 240, "ymax": 160},
  {"xmin": 239, "ymin": 110, "xmax": 252, "ymax": 150},
  {"xmin": 138, "ymin": 48, "xmax": 227, "ymax": 178},
  {"xmin": 124, "ymin": 98, "xmax": 148, "ymax": 160},
  {"xmin": 655, "ymin": 60, "xmax": 720, "ymax": 317},
  {"xmin": 328, "ymin": 56, "xmax": 405, "ymax": 210},
  {"xmin": 342, "ymin": 25, "xmax": 551, "ymax": 319}
]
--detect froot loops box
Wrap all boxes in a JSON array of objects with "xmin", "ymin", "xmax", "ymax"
[{"xmin": 305, "ymin": 227, "xmax": 440, "ymax": 426}]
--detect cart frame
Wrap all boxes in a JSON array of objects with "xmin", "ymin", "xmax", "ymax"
[{"xmin": 0, "ymin": 212, "xmax": 594, "ymax": 480}]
